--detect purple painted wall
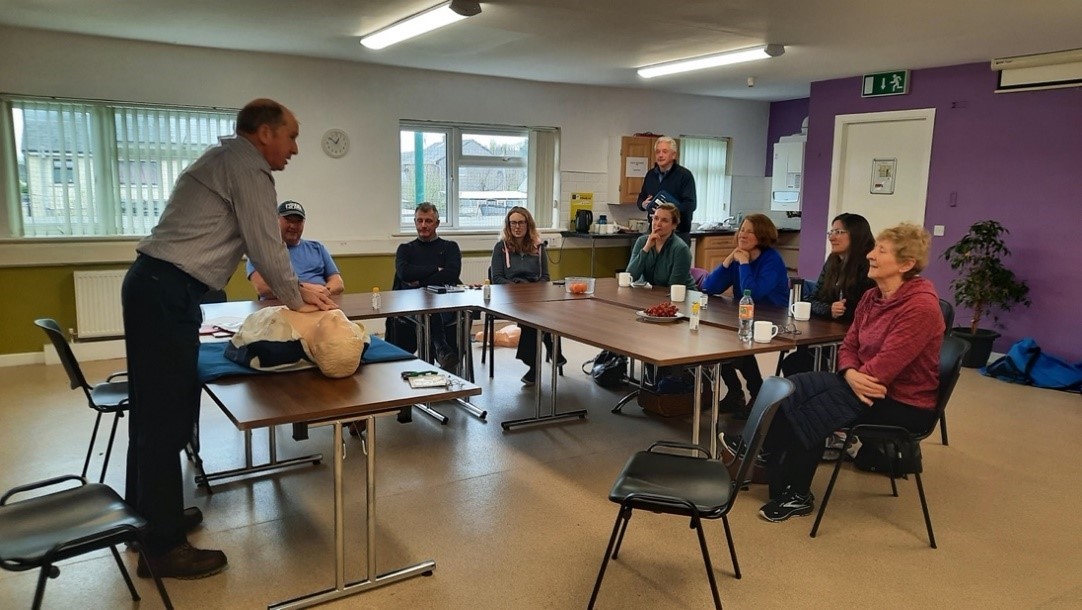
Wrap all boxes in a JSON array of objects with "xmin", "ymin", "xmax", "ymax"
[
  {"xmin": 792, "ymin": 62, "xmax": 1082, "ymax": 360},
  {"xmin": 766, "ymin": 98, "xmax": 810, "ymax": 175}
]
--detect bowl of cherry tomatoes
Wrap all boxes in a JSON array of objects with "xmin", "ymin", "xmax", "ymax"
[{"xmin": 564, "ymin": 277, "xmax": 595, "ymax": 295}]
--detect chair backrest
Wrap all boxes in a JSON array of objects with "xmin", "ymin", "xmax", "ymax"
[
  {"xmin": 938, "ymin": 298, "xmax": 955, "ymax": 334},
  {"xmin": 732, "ymin": 376, "xmax": 794, "ymax": 489},
  {"xmin": 690, "ymin": 267, "xmax": 708, "ymax": 290},
  {"xmin": 936, "ymin": 336, "xmax": 969, "ymax": 414},
  {"xmin": 34, "ymin": 318, "xmax": 90, "ymax": 394}
]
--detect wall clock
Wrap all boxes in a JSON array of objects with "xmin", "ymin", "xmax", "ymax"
[{"xmin": 321, "ymin": 128, "xmax": 350, "ymax": 158}]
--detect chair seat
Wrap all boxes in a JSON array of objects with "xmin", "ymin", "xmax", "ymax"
[
  {"xmin": 611, "ymin": 451, "xmax": 734, "ymax": 517},
  {"xmin": 89, "ymin": 381, "xmax": 129, "ymax": 411},
  {"xmin": 0, "ymin": 483, "xmax": 145, "ymax": 568}
]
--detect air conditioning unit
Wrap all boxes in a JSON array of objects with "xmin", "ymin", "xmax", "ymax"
[{"xmin": 992, "ymin": 47, "xmax": 1082, "ymax": 93}]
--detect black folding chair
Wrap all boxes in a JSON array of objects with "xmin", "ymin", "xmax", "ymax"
[
  {"xmin": 809, "ymin": 336, "xmax": 969, "ymax": 548},
  {"xmin": 35, "ymin": 319, "xmax": 129, "ymax": 483},
  {"xmin": 0, "ymin": 475, "xmax": 173, "ymax": 609},
  {"xmin": 589, "ymin": 376, "xmax": 795, "ymax": 609}
]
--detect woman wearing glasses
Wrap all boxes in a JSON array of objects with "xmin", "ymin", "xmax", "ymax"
[
  {"xmin": 701, "ymin": 213, "xmax": 790, "ymax": 417},
  {"xmin": 781, "ymin": 213, "xmax": 876, "ymax": 375},
  {"xmin": 491, "ymin": 207, "xmax": 563, "ymax": 385}
]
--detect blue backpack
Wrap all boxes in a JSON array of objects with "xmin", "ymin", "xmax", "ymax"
[{"xmin": 982, "ymin": 337, "xmax": 1082, "ymax": 392}]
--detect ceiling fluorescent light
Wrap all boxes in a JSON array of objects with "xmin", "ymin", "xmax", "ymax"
[
  {"xmin": 637, "ymin": 44, "xmax": 784, "ymax": 79},
  {"xmin": 361, "ymin": 0, "xmax": 481, "ymax": 50}
]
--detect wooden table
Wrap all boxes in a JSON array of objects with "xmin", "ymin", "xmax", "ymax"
[
  {"xmin": 483, "ymin": 298, "xmax": 784, "ymax": 454},
  {"xmin": 202, "ymin": 359, "xmax": 481, "ymax": 610},
  {"xmin": 591, "ymin": 277, "xmax": 849, "ymax": 370}
]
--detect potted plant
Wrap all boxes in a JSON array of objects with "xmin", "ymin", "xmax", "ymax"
[{"xmin": 942, "ymin": 220, "xmax": 1031, "ymax": 367}]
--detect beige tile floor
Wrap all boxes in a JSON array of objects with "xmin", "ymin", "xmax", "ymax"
[{"xmin": 1, "ymin": 338, "xmax": 1081, "ymax": 609}]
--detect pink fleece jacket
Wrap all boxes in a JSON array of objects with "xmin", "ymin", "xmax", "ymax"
[{"xmin": 837, "ymin": 277, "xmax": 944, "ymax": 409}]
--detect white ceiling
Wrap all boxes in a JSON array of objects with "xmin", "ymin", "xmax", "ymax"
[{"xmin": 2, "ymin": 0, "xmax": 1080, "ymax": 101}]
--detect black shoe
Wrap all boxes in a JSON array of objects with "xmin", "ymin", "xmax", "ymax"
[
  {"xmin": 182, "ymin": 507, "xmax": 203, "ymax": 531},
  {"xmin": 137, "ymin": 542, "xmax": 227, "ymax": 579},
  {"xmin": 521, "ymin": 368, "xmax": 536, "ymax": 386},
  {"xmin": 759, "ymin": 490, "xmax": 815, "ymax": 523},
  {"xmin": 718, "ymin": 391, "xmax": 746, "ymax": 414},
  {"xmin": 436, "ymin": 348, "xmax": 459, "ymax": 372},
  {"xmin": 348, "ymin": 421, "xmax": 367, "ymax": 437}
]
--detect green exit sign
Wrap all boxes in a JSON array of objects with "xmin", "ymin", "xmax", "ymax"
[{"xmin": 862, "ymin": 70, "xmax": 910, "ymax": 97}]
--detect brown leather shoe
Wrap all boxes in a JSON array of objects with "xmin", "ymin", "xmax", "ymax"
[{"xmin": 137, "ymin": 542, "xmax": 227, "ymax": 579}]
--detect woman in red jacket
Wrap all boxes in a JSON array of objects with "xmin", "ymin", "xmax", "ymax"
[{"xmin": 747, "ymin": 223, "xmax": 944, "ymax": 522}]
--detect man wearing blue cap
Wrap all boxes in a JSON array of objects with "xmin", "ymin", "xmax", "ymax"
[{"xmin": 248, "ymin": 200, "xmax": 345, "ymax": 299}]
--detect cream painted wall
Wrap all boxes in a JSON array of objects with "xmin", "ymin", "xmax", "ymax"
[{"xmin": 0, "ymin": 25, "xmax": 769, "ymax": 264}]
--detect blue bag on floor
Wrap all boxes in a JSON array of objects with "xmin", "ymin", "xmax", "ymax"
[{"xmin": 981, "ymin": 337, "xmax": 1082, "ymax": 392}]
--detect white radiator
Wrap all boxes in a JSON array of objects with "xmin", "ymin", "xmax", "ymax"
[
  {"xmin": 73, "ymin": 270, "xmax": 126, "ymax": 339},
  {"xmin": 461, "ymin": 256, "xmax": 489, "ymax": 284}
]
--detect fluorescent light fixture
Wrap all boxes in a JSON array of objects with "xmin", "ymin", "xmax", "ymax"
[
  {"xmin": 361, "ymin": 0, "xmax": 481, "ymax": 50},
  {"xmin": 637, "ymin": 44, "xmax": 784, "ymax": 79}
]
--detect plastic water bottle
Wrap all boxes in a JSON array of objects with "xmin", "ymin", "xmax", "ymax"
[
  {"xmin": 738, "ymin": 289, "xmax": 754, "ymax": 342},
  {"xmin": 482, "ymin": 279, "xmax": 491, "ymax": 301},
  {"xmin": 371, "ymin": 287, "xmax": 381, "ymax": 310}
]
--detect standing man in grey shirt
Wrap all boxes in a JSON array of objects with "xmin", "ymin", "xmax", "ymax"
[{"xmin": 122, "ymin": 99, "xmax": 337, "ymax": 580}]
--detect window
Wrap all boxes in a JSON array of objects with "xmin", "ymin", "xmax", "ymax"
[
  {"xmin": 679, "ymin": 136, "xmax": 731, "ymax": 224},
  {"xmin": 2, "ymin": 97, "xmax": 235, "ymax": 237},
  {"xmin": 399, "ymin": 121, "xmax": 558, "ymax": 231}
]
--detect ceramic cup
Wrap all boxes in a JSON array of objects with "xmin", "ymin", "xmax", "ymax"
[
  {"xmin": 753, "ymin": 320, "xmax": 779, "ymax": 343},
  {"xmin": 617, "ymin": 272, "xmax": 632, "ymax": 287},
  {"xmin": 790, "ymin": 301, "xmax": 812, "ymax": 321},
  {"xmin": 670, "ymin": 284, "xmax": 686, "ymax": 302}
]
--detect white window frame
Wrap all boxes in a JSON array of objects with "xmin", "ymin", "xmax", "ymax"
[
  {"xmin": 0, "ymin": 95, "xmax": 235, "ymax": 238},
  {"xmin": 399, "ymin": 120, "xmax": 558, "ymax": 232}
]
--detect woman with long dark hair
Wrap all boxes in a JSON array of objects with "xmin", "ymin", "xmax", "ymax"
[{"xmin": 781, "ymin": 213, "xmax": 875, "ymax": 375}]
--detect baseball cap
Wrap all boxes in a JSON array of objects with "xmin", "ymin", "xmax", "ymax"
[{"xmin": 278, "ymin": 200, "xmax": 305, "ymax": 219}]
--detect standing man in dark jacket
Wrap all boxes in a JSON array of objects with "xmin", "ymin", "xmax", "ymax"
[
  {"xmin": 637, "ymin": 136, "xmax": 697, "ymax": 244},
  {"xmin": 392, "ymin": 202, "xmax": 463, "ymax": 370}
]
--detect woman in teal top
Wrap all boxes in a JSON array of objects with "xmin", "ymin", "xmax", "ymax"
[{"xmin": 626, "ymin": 202, "xmax": 697, "ymax": 290}]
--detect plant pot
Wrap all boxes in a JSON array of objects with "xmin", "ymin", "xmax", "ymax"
[{"xmin": 951, "ymin": 327, "xmax": 1000, "ymax": 368}]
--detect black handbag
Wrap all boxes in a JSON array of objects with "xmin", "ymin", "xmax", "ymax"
[{"xmin": 586, "ymin": 350, "xmax": 627, "ymax": 388}]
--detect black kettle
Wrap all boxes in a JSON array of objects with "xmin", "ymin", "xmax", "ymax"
[{"xmin": 575, "ymin": 209, "xmax": 593, "ymax": 233}]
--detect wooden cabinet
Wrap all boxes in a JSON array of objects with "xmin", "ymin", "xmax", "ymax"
[
  {"xmin": 693, "ymin": 233, "xmax": 736, "ymax": 272},
  {"xmin": 619, "ymin": 135, "xmax": 657, "ymax": 204}
]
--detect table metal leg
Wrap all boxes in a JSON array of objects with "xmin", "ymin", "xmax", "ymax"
[
  {"xmin": 501, "ymin": 332, "xmax": 587, "ymax": 430},
  {"xmin": 196, "ymin": 391, "xmax": 323, "ymax": 486},
  {"xmin": 269, "ymin": 416, "xmax": 435, "ymax": 609}
]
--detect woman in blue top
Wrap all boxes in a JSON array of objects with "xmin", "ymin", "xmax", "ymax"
[
  {"xmin": 702, "ymin": 213, "xmax": 790, "ymax": 416},
  {"xmin": 491, "ymin": 206, "xmax": 563, "ymax": 385}
]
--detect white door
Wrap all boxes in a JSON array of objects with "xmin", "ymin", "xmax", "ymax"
[{"xmin": 826, "ymin": 109, "xmax": 935, "ymax": 257}]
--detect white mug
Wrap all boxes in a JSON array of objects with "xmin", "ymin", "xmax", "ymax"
[
  {"xmin": 790, "ymin": 301, "xmax": 811, "ymax": 321},
  {"xmin": 617, "ymin": 272, "xmax": 632, "ymax": 287},
  {"xmin": 753, "ymin": 320, "xmax": 779, "ymax": 343},
  {"xmin": 687, "ymin": 289, "xmax": 703, "ymax": 305},
  {"xmin": 670, "ymin": 284, "xmax": 687, "ymax": 303}
]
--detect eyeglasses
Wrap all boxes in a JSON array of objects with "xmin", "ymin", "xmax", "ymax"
[
  {"xmin": 508, "ymin": 220, "xmax": 527, "ymax": 227},
  {"xmin": 827, "ymin": 229, "xmax": 849, "ymax": 237}
]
